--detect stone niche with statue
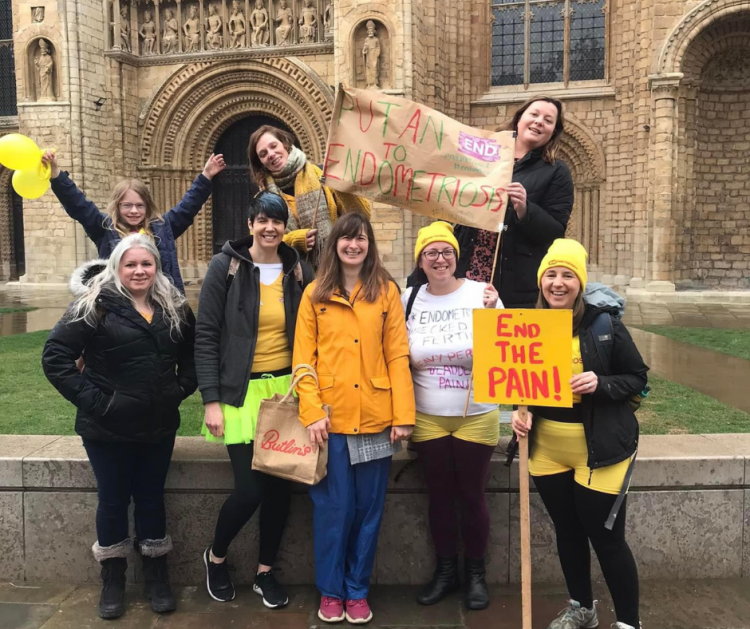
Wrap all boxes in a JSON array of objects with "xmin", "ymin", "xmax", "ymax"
[
  {"xmin": 352, "ymin": 18, "xmax": 390, "ymax": 91},
  {"xmin": 26, "ymin": 37, "xmax": 59, "ymax": 101}
]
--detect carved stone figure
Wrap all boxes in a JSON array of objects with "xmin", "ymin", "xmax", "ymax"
[
  {"xmin": 119, "ymin": 6, "xmax": 131, "ymax": 52},
  {"xmin": 183, "ymin": 5, "xmax": 201, "ymax": 52},
  {"xmin": 323, "ymin": 2, "xmax": 333, "ymax": 41},
  {"xmin": 32, "ymin": 7, "xmax": 44, "ymax": 23},
  {"xmin": 274, "ymin": 0, "xmax": 293, "ymax": 46},
  {"xmin": 250, "ymin": 0, "xmax": 269, "ymax": 47},
  {"xmin": 298, "ymin": 0, "xmax": 317, "ymax": 44},
  {"xmin": 139, "ymin": 10, "xmax": 157, "ymax": 55},
  {"xmin": 162, "ymin": 9, "xmax": 179, "ymax": 53},
  {"xmin": 228, "ymin": 1, "xmax": 246, "ymax": 48},
  {"xmin": 206, "ymin": 4, "xmax": 223, "ymax": 50},
  {"xmin": 362, "ymin": 20, "xmax": 381, "ymax": 89},
  {"xmin": 35, "ymin": 39, "xmax": 55, "ymax": 101}
]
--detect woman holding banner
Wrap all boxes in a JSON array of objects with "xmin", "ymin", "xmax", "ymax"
[
  {"xmin": 455, "ymin": 96, "xmax": 573, "ymax": 308},
  {"xmin": 294, "ymin": 213, "xmax": 415, "ymax": 624},
  {"xmin": 402, "ymin": 221, "xmax": 501, "ymax": 611},
  {"xmin": 196, "ymin": 192, "xmax": 313, "ymax": 608},
  {"xmin": 511, "ymin": 239, "xmax": 647, "ymax": 629},
  {"xmin": 247, "ymin": 125, "xmax": 371, "ymax": 269}
]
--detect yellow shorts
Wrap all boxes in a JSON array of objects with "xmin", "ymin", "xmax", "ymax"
[
  {"xmin": 529, "ymin": 418, "xmax": 632, "ymax": 496},
  {"xmin": 412, "ymin": 409, "xmax": 500, "ymax": 447}
]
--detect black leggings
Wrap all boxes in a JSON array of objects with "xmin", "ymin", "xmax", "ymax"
[
  {"xmin": 212, "ymin": 443, "xmax": 292, "ymax": 566},
  {"xmin": 533, "ymin": 471, "xmax": 639, "ymax": 626}
]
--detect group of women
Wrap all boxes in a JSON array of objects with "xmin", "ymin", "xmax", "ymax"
[{"xmin": 41, "ymin": 97, "xmax": 647, "ymax": 629}]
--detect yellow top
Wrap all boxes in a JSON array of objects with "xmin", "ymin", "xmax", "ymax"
[
  {"xmin": 251, "ymin": 274, "xmax": 292, "ymax": 372},
  {"xmin": 139, "ymin": 311, "xmax": 153, "ymax": 324},
  {"xmin": 572, "ymin": 335, "xmax": 583, "ymax": 404}
]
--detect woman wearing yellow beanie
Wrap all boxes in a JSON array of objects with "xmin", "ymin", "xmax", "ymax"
[
  {"xmin": 452, "ymin": 96, "xmax": 573, "ymax": 308},
  {"xmin": 512, "ymin": 239, "xmax": 648, "ymax": 629},
  {"xmin": 402, "ymin": 221, "xmax": 501, "ymax": 611}
]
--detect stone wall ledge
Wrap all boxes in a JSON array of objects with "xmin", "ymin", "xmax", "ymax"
[{"xmin": 1, "ymin": 434, "xmax": 749, "ymax": 586}]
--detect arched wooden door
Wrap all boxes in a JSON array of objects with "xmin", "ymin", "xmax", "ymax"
[{"xmin": 211, "ymin": 115, "xmax": 296, "ymax": 254}]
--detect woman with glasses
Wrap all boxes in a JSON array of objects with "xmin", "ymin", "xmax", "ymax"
[
  {"xmin": 42, "ymin": 151, "xmax": 226, "ymax": 293},
  {"xmin": 402, "ymin": 221, "xmax": 501, "ymax": 611}
]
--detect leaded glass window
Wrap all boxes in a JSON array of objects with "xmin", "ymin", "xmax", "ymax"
[
  {"xmin": 491, "ymin": 0, "xmax": 606, "ymax": 89},
  {"xmin": 0, "ymin": 0, "xmax": 17, "ymax": 116}
]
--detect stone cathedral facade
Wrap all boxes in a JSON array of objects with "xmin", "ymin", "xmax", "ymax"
[{"xmin": 0, "ymin": 0, "xmax": 749, "ymax": 291}]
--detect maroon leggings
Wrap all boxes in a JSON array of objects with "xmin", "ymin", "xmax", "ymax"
[{"xmin": 416, "ymin": 436, "xmax": 495, "ymax": 559}]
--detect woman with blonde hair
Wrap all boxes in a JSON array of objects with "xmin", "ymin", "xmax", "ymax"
[
  {"xmin": 43, "ymin": 234, "xmax": 197, "ymax": 620},
  {"xmin": 42, "ymin": 150, "xmax": 226, "ymax": 292},
  {"xmin": 247, "ymin": 125, "xmax": 370, "ymax": 268}
]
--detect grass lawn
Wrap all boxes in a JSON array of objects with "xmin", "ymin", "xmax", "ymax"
[
  {"xmin": 0, "ymin": 306, "xmax": 38, "ymax": 314},
  {"xmin": 639, "ymin": 325, "xmax": 750, "ymax": 362},
  {"xmin": 1, "ymin": 330, "xmax": 749, "ymax": 436}
]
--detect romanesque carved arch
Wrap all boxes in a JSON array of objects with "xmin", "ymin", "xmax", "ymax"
[
  {"xmin": 657, "ymin": 0, "xmax": 750, "ymax": 75},
  {"xmin": 139, "ymin": 56, "xmax": 334, "ymax": 170},
  {"xmin": 0, "ymin": 167, "xmax": 16, "ymax": 280},
  {"xmin": 556, "ymin": 113, "xmax": 606, "ymax": 184}
]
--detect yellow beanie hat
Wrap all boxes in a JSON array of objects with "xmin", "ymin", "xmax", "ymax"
[
  {"xmin": 414, "ymin": 221, "xmax": 460, "ymax": 261},
  {"xmin": 537, "ymin": 238, "xmax": 589, "ymax": 289}
]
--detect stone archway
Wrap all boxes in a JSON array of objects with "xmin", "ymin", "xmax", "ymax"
[
  {"xmin": 139, "ymin": 56, "xmax": 334, "ymax": 277},
  {"xmin": 0, "ymin": 167, "xmax": 23, "ymax": 281}
]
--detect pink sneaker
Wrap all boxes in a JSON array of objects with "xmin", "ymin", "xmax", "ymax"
[
  {"xmin": 318, "ymin": 596, "xmax": 345, "ymax": 623},
  {"xmin": 345, "ymin": 598, "xmax": 373, "ymax": 624}
]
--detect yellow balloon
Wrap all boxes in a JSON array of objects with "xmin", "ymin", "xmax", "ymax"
[
  {"xmin": 0, "ymin": 134, "xmax": 42, "ymax": 171},
  {"xmin": 12, "ymin": 167, "xmax": 50, "ymax": 200}
]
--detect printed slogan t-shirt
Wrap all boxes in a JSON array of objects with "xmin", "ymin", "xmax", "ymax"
[{"xmin": 403, "ymin": 279, "xmax": 503, "ymax": 417}]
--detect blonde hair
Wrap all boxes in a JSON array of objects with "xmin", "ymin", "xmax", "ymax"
[
  {"xmin": 104, "ymin": 179, "xmax": 161, "ymax": 238},
  {"xmin": 69, "ymin": 234, "xmax": 187, "ymax": 338}
]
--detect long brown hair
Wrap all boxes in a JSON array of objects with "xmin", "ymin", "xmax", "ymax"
[
  {"xmin": 247, "ymin": 124, "xmax": 297, "ymax": 187},
  {"xmin": 506, "ymin": 95, "xmax": 565, "ymax": 164},
  {"xmin": 312, "ymin": 213, "xmax": 394, "ymax": 304},
  {"xmin": 536, "ymin": 289, "xmax": 585, "ymax": 334},
  {"xmin": 105, "ymin": 179, "xmax": 160, "ymax": 238}
]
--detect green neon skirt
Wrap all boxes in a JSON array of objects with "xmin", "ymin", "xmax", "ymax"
[{"xmin": 202, "ymin": 373, "xmax": 294, "ymax": 446}]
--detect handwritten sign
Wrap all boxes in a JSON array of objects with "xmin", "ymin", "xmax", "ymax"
[
  {"xmin": 472, "ymin": 309, "xmax": 573, "ymax": 407},
  {"xmin": 322, "ymin": 86, "xmax": 515, "ymax": 232}
]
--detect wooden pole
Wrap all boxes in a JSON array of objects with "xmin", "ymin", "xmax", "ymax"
[{"xmin": 518, "ymin": 405, "xmax": 532, "ymax": 629}]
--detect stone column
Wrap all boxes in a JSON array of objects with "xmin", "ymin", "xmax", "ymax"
[
  {"xmin": 646, "ymin": 72, "xmax": 683, "ymax": 292},
  {"xmin": 154, "ymin": 0, "xmax": 162, "ymax": 54},
  {"xmin": 112, "ymin": 0, "xmax": 122, "ymax": 49},
  {"xmin": 177, "ymin": 0, "xmax": 183, "ymax": 51}
]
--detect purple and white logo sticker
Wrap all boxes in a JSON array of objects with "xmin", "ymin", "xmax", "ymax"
[{"xmin": 457, "ymin": 132, "xmax": 502, "ymax": 162}]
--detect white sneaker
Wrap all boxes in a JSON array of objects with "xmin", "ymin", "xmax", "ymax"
[{"xmin": 546, "ymin": 599, "xmax": 599, "ymax": 629}]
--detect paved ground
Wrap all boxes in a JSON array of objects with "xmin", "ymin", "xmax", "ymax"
[{"xmin": 2, "ymin": 580, "xmax": 750, "ymax": 629}]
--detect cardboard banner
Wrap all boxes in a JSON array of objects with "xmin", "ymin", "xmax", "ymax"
[
  {"xmin": 322, "ymin": 86, "xmax": 515, "ymax": 232},
  {"xmin": 472, "ymin": 309, "xmax": 573, "ymax": 407}
]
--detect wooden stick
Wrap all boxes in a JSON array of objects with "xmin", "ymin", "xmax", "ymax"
[
  {"xmin": 462, "ymin": 224, "xmax": 506, "ymax": 417},
  {"xmin": 518, "ymin": 405, "xmax": 532, "ymax": 629}
]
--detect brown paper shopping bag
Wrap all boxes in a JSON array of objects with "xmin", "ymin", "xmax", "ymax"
[{"xmin": 251, "ymin": 364, "xmax": 328, "ymax": 485}]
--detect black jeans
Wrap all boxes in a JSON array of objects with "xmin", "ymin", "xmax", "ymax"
[
  {"xmin": 211, "ymin": 443, "xmax": 292, "ymax": 566},
  {"xmin": 533, "ymin": 470, "xmax": 640, "ymax": 626},
  {"xmin": 83, "ymin": 434, "xmax": 175, "ymax": 547}
]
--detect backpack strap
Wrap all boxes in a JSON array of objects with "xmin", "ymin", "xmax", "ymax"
[
  {"xmin": 590, "ymin": 312, "xmax": 614, "ymax": 377},
  {"xmin": 404, "ymin": 284, "xmax": 423, "ymax": 321}
]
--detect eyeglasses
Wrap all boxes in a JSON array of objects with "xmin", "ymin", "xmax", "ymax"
[
  {"xmin": 422, "ymin": 249, "xmax": 456, "ymax": 261},
  {"xmin": 119, "ymin": 202, "xmax": 146, "ymax": 211}
]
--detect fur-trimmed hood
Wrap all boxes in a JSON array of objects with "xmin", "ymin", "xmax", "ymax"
[{"xmin": 69, "ymin": 259, "xmax": 108, "ymax": 297}]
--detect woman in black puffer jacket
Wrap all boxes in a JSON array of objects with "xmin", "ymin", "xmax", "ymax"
[
  {"xmin": 42, "ymin": 233, "xmax": 196, "ymax": 621},
  {"xmin": 454, "ymin": 95, "xmax": 574, "ymax": 308}
]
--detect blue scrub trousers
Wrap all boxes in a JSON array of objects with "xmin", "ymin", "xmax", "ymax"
[{"xmin": 309, "ymin": 433, "xmax": 391, "ymax": 600}]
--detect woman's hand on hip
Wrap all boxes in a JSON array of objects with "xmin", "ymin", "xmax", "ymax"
[
  {"xmin": 307, "ymin": 415, "xmax": 330, "ymax": 447},
  {"xmin": 511, "ymin": 409, "xmax": 533, "ymax": 439},
  {"xmin": 508, "ymin": 182, "xmax": 528, "ymax": 218},
  {"xmin": 483, "ymin": 283, "xmax": 499, "ymax": 308},
  {"xmin": 204, "ymin": 402, "xmax": 225, "ymax": 437},
  {"xmin": 305, "ymin": 229, "xmax": 318, "ymax": 251},
  {"xmin": 570, "ymin": 371, "xmax": 599, "ymax": 395},
  {"xmin": 390, "ymin": 425, "xmax": 413, "ymax": 444}
]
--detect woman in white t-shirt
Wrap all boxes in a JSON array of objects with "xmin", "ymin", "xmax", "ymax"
[{"xmin": 402, "ymin": 221, "xmax": 502, "ymax": 612}]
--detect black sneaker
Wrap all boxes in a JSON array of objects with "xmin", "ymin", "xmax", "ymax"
[
  {"xmin": 253, "ymin": 570, "xmax": 289, "ymax": 609},
  {"xmin": 203, "ymin": 547, "xmax": 235, "ymax": 602}
]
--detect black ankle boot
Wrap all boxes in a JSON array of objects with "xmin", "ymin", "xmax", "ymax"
[
  {"xmin": 464, "ymin": 557, "xmax": 489, "ymax": 610},
  {"xmin": 141, "ymin": 555, "xmax": 176, "ymax": 613},
  {"xmin": 417, "ymin": 556, "xmax": 460, "ymax": 605},
  {"xmin": 99, "ymin": 558, "xmax": 127, "ymax": 619}
]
